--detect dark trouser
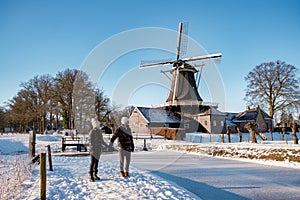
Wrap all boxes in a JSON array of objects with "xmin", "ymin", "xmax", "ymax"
[
  {"xmin": 119, "ymin": 148, "xmax": 131, "ymax": 172},
  {"xmin": 90, "ymin": 155, "xmax": 99, "ymax": 175}
]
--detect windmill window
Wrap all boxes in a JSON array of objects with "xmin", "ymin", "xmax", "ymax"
[
  {"xmin": 213, "ymin": 120, "xmax": 217, "ymax": 126},
  {"xmin": 221, "ymin": 121, "xmax": 224, "ymax": 126},
  {"xmin": 204, "ymin": 121, "xmax": 208, "ymax": 125}
]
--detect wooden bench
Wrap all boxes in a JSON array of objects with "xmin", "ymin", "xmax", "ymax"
[{"xmin": 61, "ymin": 136, "xmax": 88, "ymax": 152}]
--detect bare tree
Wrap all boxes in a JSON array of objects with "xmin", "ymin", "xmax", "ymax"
[
  {"xmin": 244, "ymin": 60, "xmax": 300, "ymax": 118},
  {"xmin": 244, "ymin": 122, "xmax": 257, "ymax": 143},
  {"xmin": 5, "ymin": 69, "xmax": 111, "ymax": 133},
  {"xmin": 94, "ymin": 88, "xmax": 111, "ymax": 125},
  {"xmin": 8, "ymin": 89, "xmax": 36, "ymax": 132},
  {"xmin": 7, "ymin": 75, "xmax": 54, "ymax": 133},
  {"xmin": 55, "ymin": 69, "xmax": 78, "ymax": 129},
  {"xmin": 20, "ymin": 75, "xmax": 54, "ymax": 133},
  {"xmin": 48, "ymin": 85, "xmax": 61, "ymax": 130},
  {"xmin": 73, "ymin": 71, "xmax": 95, "ymax": 134}
]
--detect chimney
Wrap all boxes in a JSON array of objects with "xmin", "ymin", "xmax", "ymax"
[{"xmin": 246, "ymin": 106, "xmax": 250, "ymax": 111}]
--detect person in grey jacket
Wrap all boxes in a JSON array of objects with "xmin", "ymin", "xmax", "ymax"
[
  {"xmin": 89, "ymin": 118, "xmax": 109, "ymax": 182},
  {"xmin": 110, "ymin": 117, "xmax": 134, "ymax": 178}
]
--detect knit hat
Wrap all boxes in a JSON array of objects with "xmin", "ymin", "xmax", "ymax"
[
  {"xmin": 91, "ymin": 118, "xmax": 101, "ymax": 128},
  {"xmin": 121, "ymin": 117, "xmax": 129, "ymax": 125}
]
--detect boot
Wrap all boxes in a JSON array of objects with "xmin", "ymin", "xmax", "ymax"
[
  {"xmin": 94, "ymin": 174, "xmax": 100, "ymax": 180},
  {"xmin": 120, "ymin": 171, "xmax": 125, "ymax": 178},
  {"xmin": 90, "ymin": 175, "xmax": 95, "ymax": 182},
  {"xmin": 89, "ymin": 172, "xmax": 95, "ymax": 182},
  {"xmin": 124, "ymin": 171, "xmax": 129, "ymax": 177}
]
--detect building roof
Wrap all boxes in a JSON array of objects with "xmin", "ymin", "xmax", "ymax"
[
  {"xmin": 210, "ymin": 106, "xmax": 226, "ymax": 116},
  {"xmin": 136, "ymin": 107, "xmax": 181, "ymax": 124},
  {"xmin": 231, "ymin": 106, "xmax": 272, "ymax": 123},
  {"xmin": 225, "ymin": 112, "xmax": 238, "ymax": 127}
]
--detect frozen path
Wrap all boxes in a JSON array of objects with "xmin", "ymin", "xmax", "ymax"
[{"xmin": 103, "ymin": 151, "xmax": 300, "ymax": 200}]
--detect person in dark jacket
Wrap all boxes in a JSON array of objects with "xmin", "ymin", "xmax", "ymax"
[
  {"xmin": 110, "ymin": 117, "xmax": 134, "ymax": 178},
  {"xmin": 89, "ymin": 118, "xmax": 109, "ymax": 182}
]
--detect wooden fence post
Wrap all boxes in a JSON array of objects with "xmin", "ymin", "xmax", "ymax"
[
  {"xmin": 47, "ymin": 145, "xmax": 53, "ymax": 171},
  {"xmin": 29, "ymin": 130, "xmax": 36, "ymax": 158},
  {"xmin": 142, "ymin": 139, "xmax": 148, "ymax": 151},
  {"xmin": 40, "ymin": 153, "xmax": 46, "ymax": 200}
]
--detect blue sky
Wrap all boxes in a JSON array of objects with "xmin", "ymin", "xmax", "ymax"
[{"xmin": 0, "ymin": 0, "xmax": 299, "ymax": 112}]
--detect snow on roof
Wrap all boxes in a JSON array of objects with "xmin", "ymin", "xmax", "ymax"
[{"xmin": 137, "ymin": 107, "xmax": 181, "ymax": 123}]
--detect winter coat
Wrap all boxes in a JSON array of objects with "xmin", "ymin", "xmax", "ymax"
[
  {"xmin": 110, "ymin": 125, "xmax": 134, "ymax": 152},
  {"xmin": 89, "ymin": 128, "xmax": 105, "ymax": 159}
]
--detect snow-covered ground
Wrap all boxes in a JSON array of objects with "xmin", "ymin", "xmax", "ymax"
[{"xmin": 0, "ymin": 131, "xmax": 299, "ymax": 199}]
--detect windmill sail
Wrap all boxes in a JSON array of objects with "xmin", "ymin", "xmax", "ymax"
[
  {"xmin": 176, "ymin": 22, "xmax": 188, "ymax": 60},
  {"xmin": 140, "ymin": 58, "xmax": 173, "ymax": 68}
]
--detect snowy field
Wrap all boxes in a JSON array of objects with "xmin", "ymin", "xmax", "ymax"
[{"xmin": 0, "ymin": 131, "xmax": 300, "ymax": 199}]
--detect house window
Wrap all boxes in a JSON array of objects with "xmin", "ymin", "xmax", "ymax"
[
  {"xmin": 213, "ymin": 120, "xmax": 217, "ymax": 126},
  {"xmin": 204, "ymin": 121, "xmax": 207, "ymax": 125}
]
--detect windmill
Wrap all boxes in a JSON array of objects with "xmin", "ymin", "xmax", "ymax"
[{"xmin": 140, "ymin": 22, "xmax": 222, "ymax": 107}]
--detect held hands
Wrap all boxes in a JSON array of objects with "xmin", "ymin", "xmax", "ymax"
[{"xmin": 108, "ymin": 142, "xmax": 114, "ymax": 152}]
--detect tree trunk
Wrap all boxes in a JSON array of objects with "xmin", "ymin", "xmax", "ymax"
[
  {"xmin": 268, "ymin": 129, "xmax": 273, "ymax": 141},
  {"xmin": 269, "ymin": 106, "xmax": 274, "ymax": 119},
  {"xmin": 291, "ymin": 123, "xmax": 299, "ymax": 144},
  {"xmin": 245, "ymin": 122, "xmax": 257, "ymax": 143},
  {"xmin": 281, "ymin": 127, "xmax": 286, "ymax": 141},
  {"xmin": 257, "ymin": 132, "xmax": 268, "ymax": 141},
  {"xmin": 237, "ymin": 127, "xmax": 242, "ymax": 142},
  {"xmin": 226, "ymin": 126, "xmax": 231, "ymax": 143},
  {"xmin": 250, "ymin": 129, "xmax": 257, "ymax": 143}
]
